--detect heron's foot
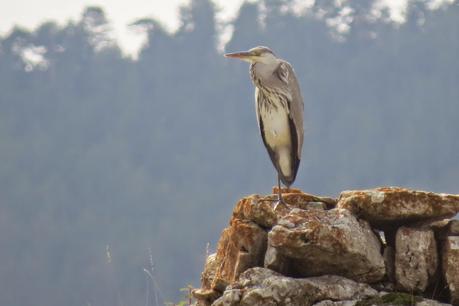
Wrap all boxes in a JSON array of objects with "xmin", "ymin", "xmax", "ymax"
[
  {"xmin": 261, "ymin": 195, "xmax": 280, "ymax": 202},
  {"xmin": 273, "ymin": 195, "xmax": 289, "ymax": 210}
]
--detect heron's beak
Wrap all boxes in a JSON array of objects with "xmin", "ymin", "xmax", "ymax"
[{"xmin": 224, "ymin": 51, "xmax": 254, "ymax": 61}]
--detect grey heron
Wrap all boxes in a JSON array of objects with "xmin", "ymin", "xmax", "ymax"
[{"xmin": 225, "ymin": 46, "xmax": 304, "ymax": 205}]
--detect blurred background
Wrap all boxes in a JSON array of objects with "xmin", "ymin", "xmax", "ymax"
[{"xmin": 0, "ymin": 0, "xmax": 458, "ymax": 305}]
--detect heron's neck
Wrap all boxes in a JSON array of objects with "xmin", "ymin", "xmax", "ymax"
[{"xmin": 251, "ymin": 60, "xmax": 280, "ymax": 82}]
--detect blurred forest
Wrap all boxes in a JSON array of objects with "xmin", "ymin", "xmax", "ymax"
[{"xmin": 0, "ymin": 0, "xmax": 458, "ymax": 305}]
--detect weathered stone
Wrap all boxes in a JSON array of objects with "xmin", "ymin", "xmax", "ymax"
[
  {"xmin": 448, "ymin": 219, "xmax": 459, "ymax": 235},
  {"xmin": 211, "ymin": 288, "xmax": 242, "ymax": 306},
  {"xmin": 192, "ymin": 288, "xmax": 221, "ymax": 306},
  {"xmin": 383, "ymin": 246, "xmax": 395, "ymax": 282},
  {"xmin": 212, "ymin": 267, "xmax": 377, "ymax": 306},
  {"xmin": 211, "ymin": 219, "xmax": 267, "ymax": 290},
  {"xmin": 337, "ymin": 187, "xmax": 459, "ymax": 228},
  {"xmin": 263, "ymin": 244, "xmax": 290, "ymax": 274},
  {"xmin": 268, "ymin": 208, "xmax": 385, "ymax": 283},
  {"xmin": 442, "ymin": 236, "xmax": 459, "ymax": 305},
  {"xmin": 426, "ymin": 218, "xmax": 459, "ymax": 238},
  {"xmin": 193, "ymin": 190, "xmax": 454, "ymax": 306},
  {"xmin": 232, "ymin": 191, "xmax": 335, "ymax": 229},
  {"xmin": 312, "ymin": 301, "xmax": 356, "ymax": 306},
  {"xmin": 395, "ymin": 227, "xmax": 438, "ymax": 292},
  {"xmin": 416, "ymin": 300, "xmax": 452, "ymax": 306},
  {"xmin": 201, "ymin": 253, "xmax": 217, "ymax": 289},
  {"xmin": 303, "ymin": 274, "xmax": 378, "ymax": 301},
  {"xmin": 271, "ymin": 187, "xmax": 337, "ymax": 208},
  {"xmin": 232, "ymin": 195, "xmax": 279, "ymax": 228},
  {"xmin": 356, "ymin": 292, "xmax": 450, "ymax": 306}
]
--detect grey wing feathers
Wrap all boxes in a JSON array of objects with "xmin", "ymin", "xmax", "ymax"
[{"xmin": 276, "ymin": 61, "xmax": 304, "ymax": 159}]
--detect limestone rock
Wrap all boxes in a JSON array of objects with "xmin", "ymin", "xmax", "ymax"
[
  {"xmin": 442, "ymin": 236, "xmax": 459, "ymax": 305},
  {"xmin": 232, "ymin": 191, "xmax": 335, "ymax": 229},
  {"xmin": 416, "ymin": 300, "xmax": 452, "ymax": 306},
  {"xmin": 194, "ymin": 189, "xmax": 454, "ymax": 306},
  {"xmin": 427, "ymin": 219, "xmax": 459, "ymax": 237},
  {"xmin": 264, "ymin": 244, "xmax": 290, "ymax": 274},
  {"xmin": 192, "ymin": 288, "xmax": 221, "ymax": 306},
  {"xmin": 272, "ymin": 187, "xmax": 337, "ymax": 208},
  {"xmin": 383, "ymin": 246, "xmax": 395, "ymax": 282},
  {"xmin": 337, "ymin": 187, "xmax": 459, "ymax": 228},
  {"xmin": 201, "ymin": 253, "xmax": 217, "ymax": 289},
  {"xmin": 212, "ymin": 267, "xmax": 377, "ymax": 306},
  {"xmin": 354, "ymin": 292, "xmax": 450, "ymax": 306},
  {"xmin": 395, "ymin": 226, "xmax": 438, "ymax": 292},
  {"xmin": 212, "ymin": 219, "xmax": 267, "ymax": 289},
  {"xmin": 232, "ymin": 195, "xmax": 279, "ymax": 228},
  {"xmin": 312, "ymin": 301, "xmax": 356, "ymax": 306},
  {"xmin": 268, "ymin": 208, "xmax": 385, "ymax": 283}
]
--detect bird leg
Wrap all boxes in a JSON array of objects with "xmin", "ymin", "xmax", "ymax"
[{"xmin": 273, "ymin": 174, "xmax": 288, "ymax": 210}]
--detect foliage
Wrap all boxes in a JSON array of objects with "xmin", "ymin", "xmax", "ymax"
[{"xmin": 356, "ymin": 292, "xmax": 423, "ymax": 305}]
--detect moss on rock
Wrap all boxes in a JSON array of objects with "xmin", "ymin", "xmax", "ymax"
[{"xmin": 356, "ymin": 292, "xmax": 422, "ymax": 306}]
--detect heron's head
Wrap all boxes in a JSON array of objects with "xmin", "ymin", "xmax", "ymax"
[{"xmin": 225, "ymin": 46, "xmax": 277, "ymax": 65}]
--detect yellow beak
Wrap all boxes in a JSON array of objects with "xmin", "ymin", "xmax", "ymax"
[{"xmin": 224, "ymin": 51, "xmax": 254, "ymax": 60}]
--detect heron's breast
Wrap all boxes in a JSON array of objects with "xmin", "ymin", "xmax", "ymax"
[{"xmin": 260, "ymin": 103, "xmax": 291, "ymax": 148}]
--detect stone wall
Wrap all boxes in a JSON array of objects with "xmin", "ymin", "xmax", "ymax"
[{"xmin": 192, "ymin": 187, "xmax": 459, "ymax": 306}]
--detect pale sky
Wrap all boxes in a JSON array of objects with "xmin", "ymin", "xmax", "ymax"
[
  {"xmin": 0, "ymin": 0, "xmax": 455, "ymax": 57},
  {"xmin": 0, "ymin": 0, "xmax": 245, "ymax": 56}
]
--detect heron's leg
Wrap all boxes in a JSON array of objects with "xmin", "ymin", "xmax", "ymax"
[{"xmin": 273, "ymin": 174, "xmax": 287, "ymax": 210}]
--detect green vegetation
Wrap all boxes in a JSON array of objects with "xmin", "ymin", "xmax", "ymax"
[{"xmin": 356, "ymin": 292, "xmax": 423, "ymax": 306}]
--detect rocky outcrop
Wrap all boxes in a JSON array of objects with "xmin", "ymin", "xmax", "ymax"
[{"xmin": 192, "ymin": 187, "xmax": 459, "ymax": 306}]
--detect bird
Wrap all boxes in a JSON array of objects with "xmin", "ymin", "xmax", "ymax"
[{"xmin": 225, "ymin": 46, "xmax": 304, "ymax": 206}]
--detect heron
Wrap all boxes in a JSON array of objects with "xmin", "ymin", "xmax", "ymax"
[{"xmin": 225, "ymin": 46, "xmax": 304, "ymax": 206}]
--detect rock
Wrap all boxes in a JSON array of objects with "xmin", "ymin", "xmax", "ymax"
[
  {"xmin": 383, "ymin": 246, "xmax": 395, "ymax": 282},
  {"xmin": 211, "ymin": 219, "xmax": 267, "ymax": 290},
  {"xmin": 232, "ymin": 195, "xmax": 279, "ymax": 228},
  {"xmin": 268, "ymin": 208, "xmax": 385, "ymax": 283},
  {"xmin": 416, "ymin": 300, "xmax": 452, "ymax": 306},
  {"xmin": 356, "ymin": 292, "xmax": 450, "ymax": 306},
  {"xmin": 211, "ymin": 288, "xmax": 242, "ymax": 306},
  {"xmin": 395, "ymin": 227, "xmax": 438, "ymax": 292},
  {"xmin": 272, "ymin": 187, "xmax": 337, "ymax": 208},
  {"xmin": 193, "ymin": 189, "xmax": 453, "ymax": 306},
  {"xmin": 192, "ymin": 288, "xmax": 221, "ymax": 306},
  {"xmin": 212, "ymin": 267, "xmax": 377, "ymax": 306},
  {"xmin": 208, "ymin": 190, "xmax": 338, "ymax": 294},
  {"xmin": 312, "ymin": 301, "xmax": 356, "ymax": 306},
  {"xmin": 447, "ymin": 219, "xmax": 459, "ymax": 235},
  {"xmin": 263, "ymin": 244, "xmax": 290, "ymax": 274},
  {"xmin": 442, "ymin": 236, "xmax": 459, "ymax": 305},
  {"xmin": 303, "ymin": 274, "xmax": 378, "ymax": 301},
  {"xmin": 232, "ymin": 191, "xmax": 335, "ymax": 229},
  {"xmin": 337, "ymin": 187, "xmax": 459, "ymax": 229},
  {"xmin": 427, "ymin": 219, "xmax": 459, "ymax": 237},
  {"xmin": 201, "ymin": 253, "xmax": 217, "ymax": 289}
]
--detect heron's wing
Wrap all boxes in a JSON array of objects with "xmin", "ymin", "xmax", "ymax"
[{"xmin": 274, "ymin": 61, "xmax": 304, "ymax": 159}]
